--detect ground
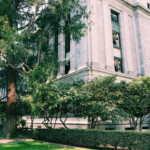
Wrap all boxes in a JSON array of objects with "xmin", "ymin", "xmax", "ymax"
[
  {"xmin": 0, "ymin": 141, "xmax": 91, "ymax": 150},
  {"xmin": 0, "ymin": 131, "xmax": 91, "ymax": 150}
]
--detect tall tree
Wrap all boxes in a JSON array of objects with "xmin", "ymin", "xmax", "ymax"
[
  {"xmin": 0, "ymin": 0, "xmax": 89, "ymax": 138},
  {"xmin": 118, "ymin": 77, "xmax": 150, "ymax": 131},
  {"xmin": 0, "ymin": 0, "xmax": 35, "ymax": 138}
]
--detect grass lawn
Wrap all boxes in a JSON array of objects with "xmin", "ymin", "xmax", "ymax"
[
  {"xmin": 0, "ymin": 131, "xmax": 91, "ymax": 150},
  {"xmin": 0, "ymin": 141, "xmax": 90, "ymax": 150}
]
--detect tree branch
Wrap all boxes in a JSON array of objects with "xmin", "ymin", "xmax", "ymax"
[
  {"xmin": 28, "ymin": 3, "xmax": 39, "ymax": 32},
  {"xmin": 8, "ymin": 63, "xmax": 25, "ymax": 69},
  {"xmin": 31, "ymin": 28, "xmax": 41, "ymax": 34},
  {"xmin": 0, "ymin": 48, "xmax": 6, "ymax": 60},
  {"xmin": 8, "ymin": 63, "xmax": 30, "ymax": 75},
  {"xmin": 19, "ymin": 58, "xmax": 31, "ymax": 70},
  {"xmin": 36, "ymin": 38, "xmax": 42, "ymax": 65},
  {"xmin": 0, "ymin": 96, "xmax": 7, "ymax": 102}
]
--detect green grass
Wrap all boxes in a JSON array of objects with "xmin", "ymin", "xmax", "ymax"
[{"xmin": 0, "ymin": 141, "xmax": 90, "ymax": 150}]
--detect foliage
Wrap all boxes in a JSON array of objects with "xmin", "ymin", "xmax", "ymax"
[
  {"xmin": 18, "ymin": 119, "xmax": 27, "ymax": 128},
  {"xmin": 21, "ymin": 128, "xmax": 150, "ymax": 150},
  {"xmin": 26, "ymin": 66, "xmax": 60, "ymax": 129},
  {"xmin": 28, "ymin": 78, "xmax": 87, "ymax": 129},
  {"xmin": 19, "ymin": 75, "xmax": 150, "ymax": 131},
  {"xmin": 22, "ymin": 75, "xmax": 128, "ymax": 129},
  {"xmin": 76, "ymin": 75, "xmax": 127, "ymax": 128},
  {"xmin": 56, "ymin": 79, "xmax": 88, "ymax": 129},
  {"xmin": 118, "ymin": 76, "xmax": 150, "ymax": 130},
  {"xmin": 33, "ymin": 81, "xmax": 60, "ymax": 129},
  {"xmin": 0, "ymin": 0, "xmax": 90, "ymax": 73}
]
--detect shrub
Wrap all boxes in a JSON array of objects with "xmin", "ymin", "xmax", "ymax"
[{"xmin": 21, "ymin": 128, "xmax": 150, "ymax": 150}]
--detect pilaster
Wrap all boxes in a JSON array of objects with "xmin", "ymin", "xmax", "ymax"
[
  {"xmin": 69, "ymin": 39, "xmax": 76, "ymax": 73},
  {"xmin": 103, "ymin": 1, "xmax": 114, "ymax": 71},
  {"xmin": 57, "ymin": 34, "xmax": 65, "ymax": 78}
]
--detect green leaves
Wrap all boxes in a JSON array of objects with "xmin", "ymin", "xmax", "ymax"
[
  {"xmin": 22, "ymin": 128, "xmax": 150, "ymax": 150},
  {"xmin": 118, "ymin": 76, "xmax": 150, "ymax": 130}
]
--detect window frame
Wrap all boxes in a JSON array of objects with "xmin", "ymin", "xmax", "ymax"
[
  {"xmin": 112, "ymin": 30, "xmax": 121, "ymax": 49},
  {"xmin": 111, "ymin": 10, "xmax": 120, "ymax": 24},
  {"xmin": 147, "ymin": 3, "xmax": 150, "ymax": 9},
  {"xmin": 114, "ymin": 56, "xmax": 123, "ymax": 73}
]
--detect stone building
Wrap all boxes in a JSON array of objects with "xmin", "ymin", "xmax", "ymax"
[{"xmin": 57, "ymin": 0, "xmax": 150, "ymax": 83}]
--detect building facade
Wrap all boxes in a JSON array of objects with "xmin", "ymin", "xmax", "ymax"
[{"xmin": 56, "ymin": 0, "xmax": 150, "ymax": 83}]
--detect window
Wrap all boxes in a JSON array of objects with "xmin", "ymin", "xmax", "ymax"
[
  {"xmin": 114, "ymin": 57, "xmax": 123, "ymax": 73},
  {"xmin": 65, "ymin": 33, "xmax": 70, "ymax": 54},
  {"xmin": 65, "ymin": 14, "xmax": 71, "ymax": 55},
  {"xmin": 65, "ymin": 60, "xmax": 70, "ymax": 75},
  {"xmin": 111, "ymin": 10, "xmax": 124, "ymax": 73},
  {"xmin": 65, "ymin": 14, "xmax": 71, "ymax": 74},
  {"xmin": 147, "ymin": 3, "xmax": 150, "ymax": 9},
  {"xmin": 111, "ymin": 11, "xmax": 119, "ymax": 24},
  {"xmin": 111, "ymin": 10, "xmax": 121, "ymax": 49},
  {"xmin": 112, "ymin": 31, "xmax": 121, "ymax": 48}
]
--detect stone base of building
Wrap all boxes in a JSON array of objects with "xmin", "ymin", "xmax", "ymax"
[{"xmin": 25, "ymin": 117, "xmax": 150, "ymax": 131}]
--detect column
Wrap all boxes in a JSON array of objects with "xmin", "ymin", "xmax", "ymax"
[
  {"xmin": 69, "ymin": 39, "xmax": 76, "ymax": 73},
  {"xmin": 57, "ymin": 34, "xmax": 65, "ymax": 78},
  {"xmin": 77, "ymin": 36, "xmax": 88, "ymax": 70},
  {"xmin": 123, "ymin": 12, "xmax": 135, "ymax": 75},
  {"xmin": 103, "ymin": 1, "xmax": 114, "ymax": 71}
]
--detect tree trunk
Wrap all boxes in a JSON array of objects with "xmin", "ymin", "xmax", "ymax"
[
  {"xmin": 3, "ymin": 66, "xmax": 17, "ymax": 139},
  {"xmin": 139, "ymin": 117, "xmax": 143, "ymax": 131},
  {"xmin": 130, "ymin": 118, "xmax": 138, "ymax": 130},
  {"xmin": 30, "ymin": 116, "xmax": 34, "ymax": 130}
]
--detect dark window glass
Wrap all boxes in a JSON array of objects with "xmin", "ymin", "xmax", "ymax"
[
  {"xmin": 114, "ymin": 57, "xmax": 123, "ymax": 73},
  {"xmin": 112, "ymin": 31, "xmax": 121, "ymax": 48},
  {"xmin": 65, "ymin": 61, "xmax": 70, "ymax": 75},
  {"xmin": 65, "ymin": 33, "xmax": 70, "ymax": 54},
  {"xmin": 111, "ymin": 11, "xmax": 119, "ymax": 24},
  {"xmin": 65, "ymin": 14, "xmax": 71, "ymax": 55},
  {"xmin": 147, "ymin": 3, "xmax": 150, "ymax": 9}
]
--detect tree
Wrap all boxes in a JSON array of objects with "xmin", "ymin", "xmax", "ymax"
[
  {"xmin": 18, "ymin": 95, "xmax": 36, "ymax": 130},
  {"xmin": 0, "ymin": 0, "xmax": 89, "ymax": 138},
  {"xmin": 0, "ymin": 0, "xmax": 35, "ymax": 138},
  {"xmin": 33, "ymin": 80, "xmax": 60, "ymax": 129},
  {"xmin": 57, "ymin": 79, "xmax": 87, "ymax": 129},
  {"xmin": 76, "ymin": 75, "xmax": 127, "ymax": 129},
  {"xmin": 118, "ymin": 76, "xmax": 150, "ymax": 130}
]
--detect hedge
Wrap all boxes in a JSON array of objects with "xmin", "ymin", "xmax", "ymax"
[{"xmin": 20, "ymin": 128, "xmax": 150, "ymax": 150}]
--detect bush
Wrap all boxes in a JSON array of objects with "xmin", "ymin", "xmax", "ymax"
[{"xmin": 21, "ymin": 128, "xmax": 150, "ymax": 149}]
